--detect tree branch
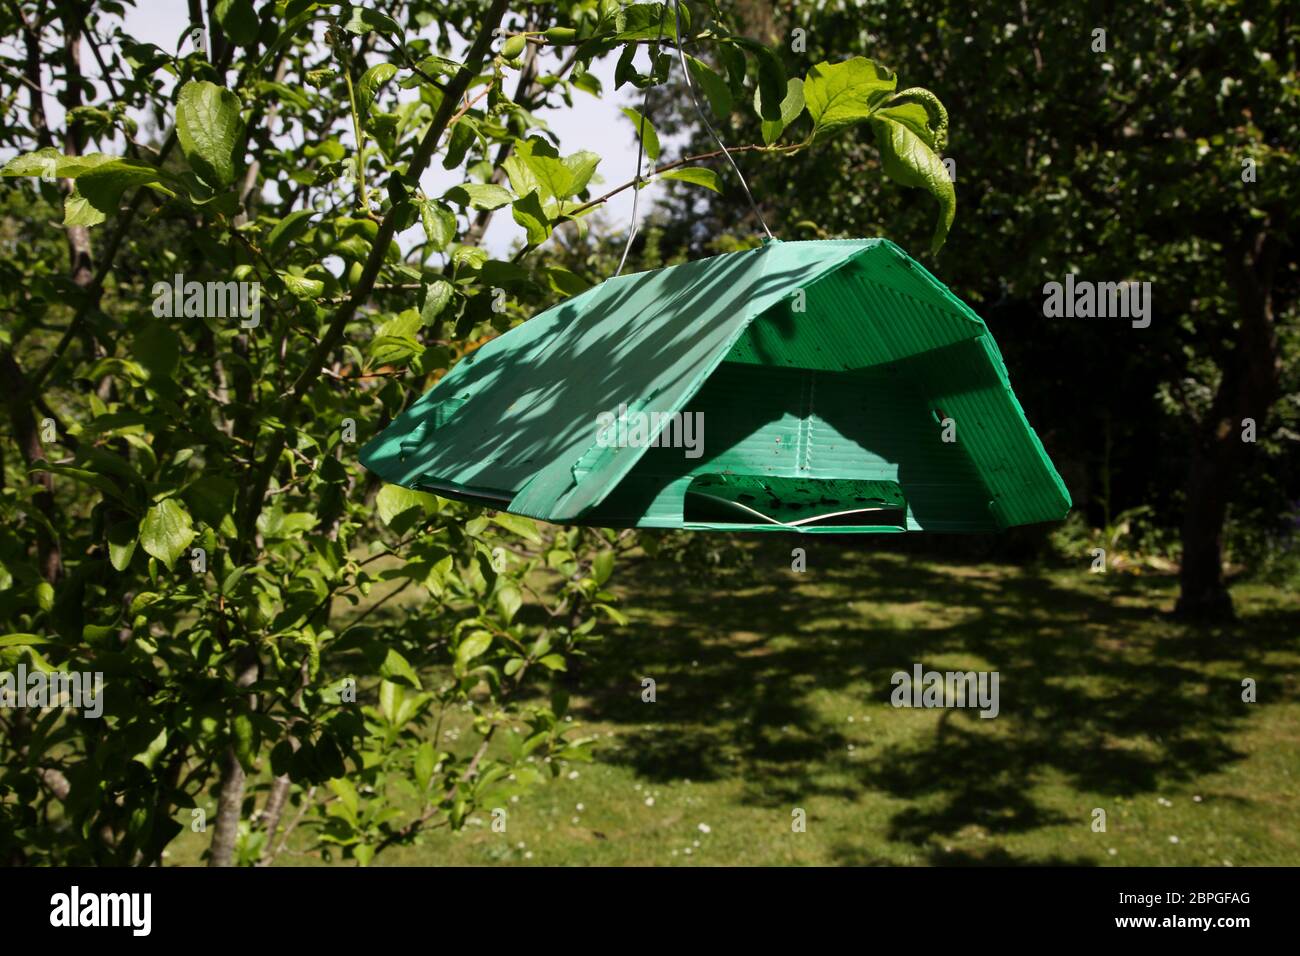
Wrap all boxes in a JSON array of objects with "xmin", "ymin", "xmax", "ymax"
[
  {"xmin": 234, "ymin": 0, "xmax": 512, "ymax": 563},
  {"xmin": 568, "ymin": 142, "xmax": 801, "ymax": 218}
]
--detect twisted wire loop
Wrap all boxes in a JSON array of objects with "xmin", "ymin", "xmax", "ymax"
[
  {"xmin": 669, "ymin": 0, "xmax": 773, "ymax": 241},
  {"xmin": 615, "ymin": 5, "xmax": 668, "ymax": 276},
  {"xmin": 615, "ymin": 0, "xmax": 775, "ymax": 278}
]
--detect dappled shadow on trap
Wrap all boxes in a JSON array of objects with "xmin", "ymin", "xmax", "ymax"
[{"xmin": 577, "ymin": 538, "xmax": 1295, "ymax": 858}]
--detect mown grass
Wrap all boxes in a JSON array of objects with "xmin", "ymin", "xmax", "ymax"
[
  {"xmin": 171, "ymin": 538, "xmax": 1300, "ymax": 866},
  {"xmin": 378, "ymin": 540, "xmax": 1300, "ymax": 866}
]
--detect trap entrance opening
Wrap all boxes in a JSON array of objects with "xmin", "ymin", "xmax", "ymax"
[{"xmin": 683, "ymin": 474, "xmax": 907, "ymax": 529}]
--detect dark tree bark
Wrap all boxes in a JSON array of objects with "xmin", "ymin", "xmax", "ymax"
[
  {"xmin": 1176, "ymin": 227, "xmax": 1283, "ymax": 620},
  {"xmin": 1178, "ymin": 431, "xmax": 1237, "ymax": 620},
  {"xmin": 0, "ymin": 351, "xmax": 62, "ymax": 583}
]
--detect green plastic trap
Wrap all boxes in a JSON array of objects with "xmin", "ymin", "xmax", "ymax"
[{"xmin": 360, "ymin": 238, "xmax": 1071, "ymax": 533}]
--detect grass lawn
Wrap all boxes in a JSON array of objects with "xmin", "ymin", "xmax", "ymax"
[
  {"xmin": 169, "ymin": 539, "xmax": 1300, "ymax": 866},
  {"xmin": 374, "ymin": 540, "xmax": 1300, "ymax": 866}
]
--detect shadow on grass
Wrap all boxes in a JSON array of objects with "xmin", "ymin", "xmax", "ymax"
[{"xmin": 577, "ymin": 536, "xmax": 1299, "ymax": 859}]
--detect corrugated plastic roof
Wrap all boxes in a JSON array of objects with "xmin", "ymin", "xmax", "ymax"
[{"xmin": 359, "ymin": 238, "xmax": 1071, "ymax": 533}]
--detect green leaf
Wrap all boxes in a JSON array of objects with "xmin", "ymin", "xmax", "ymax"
[
  {"xmin": 803, "ymin": 57, "xmax": 897, "ymax": 142},
  {"xmin": 139, "ymin": 498, "xmax": 196, "ymax": 570},
  {"xmin": 418, "ymin": 198, "xmax": 457, "ymax": 250},
  {"xmin": 3, "ymin": 148, "xmax": 119, "ymax": 180},
  {"xmin": 411, "ymin": 54, "xmax": 461, "ymax": 78},
  {"xmin": 872, "ymin": 116, "xmax": 956, "ymax": 254},
  {"xmin": 560, "ymin": 150, "xmax": 600, "ymax": 196},
  {"xmin": 379, "ymin": 648, "xmax": 422, "ymax": 689},
  {"xmin": 0, "ymin": 633, "xmax": 49, "ymax": 648},
  {"xmin": 520, "ymin": 141, "xmax": 600, "ymax": 201},
  {"xmin": 717, "ymin": 40, "xmax": 747, "ymax": 94},
  {"xmin": 63, "ymin": 160, "xmax": 162, "ymax": 227},
  {"xmin": 659, "ymin": 167, "xmax": 722, "ymax": 192},
  {"xmin": 28, "ymin": 462, "xmax": 124, "ymax": 501},
  {"xmin": 875, "ymin": 88, "xmax": 949, "ymax": 151},
  {"xmin": 538, "ymin": 654, "xmax": 567, "ymax": 672},
  {"xmin": 214, "ymin": 0, "xmax": 259, "ymax": 46},
  {"xmin": 572, "ymin": 70, "xmax": 602, "ymax": 97},
  {"xmin": 267, "ymin": 209, "xmax": 315, "ymax": 254},
  {"xmin": 327, "ymin": 777, "xmax": 360, "ymax": 819},
  {"xmin": 175, "ymin": 80, "xmax": 244, "ymax": 187},
  {"xmin": 595, "ymin": 603, "xmax": 629, "ymax": 626},
  {"xmin": 342, "ymin": 8, "xmax": 403, "ymax": 38},
  {"xmin": 757, "ymin": 77, "xmax": 805, "ymax": 145},
  {"xmin": 377, "ymin": 679, "xmax": 402, "ymax": 724},
  {"xmin": 184, "ymin": 475, "xmax": 239, "ymax": 530},
  {"xmin": 62, "ymin": 192, "xmax": 99, "ymax": 227},
  {"xmin": 443, "ymin": 182, "xmax": 513, "ymax": 210},
  {"xmin": 592, "ymin": 550, "xmax": 615, "ymax": 586},
  {"xmin": 502, "ymin": 152, "xmax": 541, "ymax": 198},
  {"xmin": 106, "ymin": 520, "xmax": 138, "ymax": 572},
  {"xmin": 132, "ymin": 323, "xmax": 180, "ymax": 381},
  {"xmin": 357, "ymin": 62, "xmax": 398, "ymax": 122},
  {"xmin": 376, "ymin": 307, "xmax": 421, "ymax": 339},
  {"xmin": 511, "ymin": 189, "xmax": 551, "ymax": 245},
  {"xmin": 496, "ymin": 585, "xmax": 522, "ymax": 624},
  {"xmin": 620, "ymin": 107, "xmax": 660, "ymax": 162},
  {"xmin": 613, "ymin": 42, "xmax": 639, "ymax": 89},
  {"xmin": 615, "ymin": 1, "xmax": 683, "ymax": 39},
  {"xmin": 452, "ymin": 246, "xmax": 489, "ymax": 271},
  {"xmin": 442, "ymin": 119, "xmax": 476, "ymax": 169},
  {"xmin": 543, "ymin": 266, "xmax": 592, "ymax": 297},
  {"xmin": 130, "ymin": 592, "xmax": 162, "ymax": 616},
  {"xmin": 491, "ymin": 512, "xmax": 542, "ymax": 544},
  {"xmin": 414, "ymin": 741, "xmax": 437, "ymax": 789},
  {"xmin": 480, "ymin": 259, "xmax": 532, "ymax": 288},
  {"xmin": 685, "ymin": 55, "xmax": 732, "ymax": 118},
  {"xmin": 133, "ymin": 727, "xmax": 169, "ymax": 770},
  {"xmin": 873, "ymin": 100, "xmax": 937, "ymax": 148},
  {"xmin": 369, "ymin": 335, "xmax": 421, "ymax": 367},
  {"xmin": 375, "ymin": 485, "xmax": 438, "ymax": 525},
  {"xmin": 81, "ymin": 446, "xmax": 143, "ymax": 493},
  {"xmin": 2, "ymin": 147, "xmax": 62, "ymax": 178},
  {"xmin": 278, "ymin": 272, "xmax": 325, "ymax": 298},
  {"xmin": 753, "ymin": 47, "xmax": 787, "ymax": 121},
  {"xmin": 369, "ymin": 310, "xmax": 422, "ymax": 366},
  {"xmin": 421, "ymin": 279, "xmax": 454, "ymax": 325},
  {"xmin": 455, "ymin": 631, "xmax": 493, "ymax": 672}
]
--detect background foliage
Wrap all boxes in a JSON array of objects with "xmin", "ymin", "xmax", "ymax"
[{"xmin": 650, "ymin": 0, "xmax": 1300, "ymax": 613}]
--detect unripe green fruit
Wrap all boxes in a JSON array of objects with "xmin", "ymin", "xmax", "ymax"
[
  {"xmin": 502, "ymin": 35, "xmax": 526, "ymax": 60},
  {"xmin": 544, "ymin": 27, "xmax": 576, "ymax": 45}
]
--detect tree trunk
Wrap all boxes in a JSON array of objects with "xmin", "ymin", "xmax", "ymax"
[
  {"xmin": 0, "ymin": 352, "xmax": 62, "ymax": 583},
  {"xmin": 1176, "ymin": 429, "xmax": 1236, "ymax": 620},
  {"xmin": 208, "ymin": 651, "xmax": 260, "ymax": 866},
  {"xmin": 1175, "ymin": 229, "xmax": 1282, "ymax": 620},
  {"xmin": 208, "ymin": 745, "xmax": 247, "ymax": 867}
]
